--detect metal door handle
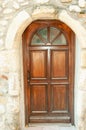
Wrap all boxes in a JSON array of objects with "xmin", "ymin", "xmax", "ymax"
[{"xmin": 27, "ymin": 71, "xmax": 30, "ymax": 82}]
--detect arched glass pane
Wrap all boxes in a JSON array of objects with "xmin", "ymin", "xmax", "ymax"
[
  {"xmin": 31, "ymin": 27, "xmax": 67, "ymax": 45},
  {"xmin": 38, "ymin": 28, "xmax": 47, "ymax": 41},
  {"xmin": 50, "ymin": 27, "xmax": 60, "ymax": 42},
  {"xmin": 31, "ymin": 28, "xmax": 47, "ymax": 45},
  {"xmin": 31, "ymin": 34, "xmax": 44, "ymax": 45},
  {"xmin": 50, "ymin": 27, "xmax": 67, "ymax": 45},
  {"xmin": 52, "ymin": 33, "xmax": 67, "ymax": 45}
]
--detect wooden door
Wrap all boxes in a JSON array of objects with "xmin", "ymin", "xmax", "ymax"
[{"xmin": 22, "ymin": 20, "xmax": 75, "ymax": 125}]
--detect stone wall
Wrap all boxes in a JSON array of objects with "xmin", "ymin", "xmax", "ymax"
[{"xmin": 0, "ymin": 0, "xmax": 86, "ymax": 130}]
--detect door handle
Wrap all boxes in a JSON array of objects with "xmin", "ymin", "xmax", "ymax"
[{"xmin": 27, "ymin": 71, "xmax": 30, "ymax": 82}]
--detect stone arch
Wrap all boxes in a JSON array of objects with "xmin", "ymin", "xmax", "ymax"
[
  {"xmin": 5, "ymin": 10, "xmax": 86, "ymax": 49},
  {"xmin": 5, "ymin": 7, "xmax": 86, "ymax": 130}
]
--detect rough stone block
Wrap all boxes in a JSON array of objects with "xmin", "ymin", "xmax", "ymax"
[
  {"xmin": 35, "ymin": 0, "xmax": 49, "ymax": 4},
  {"xmin": 0, "ymin": 96, "xmax": 7, "ymax": 104},
  {"xmin": 61, "ymin": 0, "xmax": 72, "ymax": 2},
  {"xmin": 78, "ymin": 69, "xmax": 86, "ymax": 90},
  {"xmin": 69, "ymin": 5, "xmax": 81, "ymax": 12},
  {"xmin": 78, "ymin": 0, "xmax": 86, "ymax": 8},
  {"xmin": 0, "ymin": 105, "xmax": 5, "ymax": 115},
  {"xmin": 0, "ymin": 50, "xmax": 20, "ymax": 72},
  {"xmin": 7, "ymin": 97, "xmax": 19, "ymax": 114},
  {"xmin": 8, "ymin": 72, "xmax": 20, "ymax": 96},
  {"xmin": 3, "ymin": 8, "xmax": 13, "ymax": 14},
  {"xmin": 32, "ymin": 5, "xmax": 57, "ymax": 20}
]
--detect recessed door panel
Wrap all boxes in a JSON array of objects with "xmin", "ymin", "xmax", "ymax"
[
  {"xmin": 51, "ymin": 51, "xmax": 68, "ymax": 78},
  {"xmin": 30, "ymin": 50, "xmax": 47, "ymax": 79},
  {"xmin": 31, "ymin": 85, "xmax": 48, "ymax": 113},
  {"xmin": 51, "ymin": 85, "xmax": 68, "ymax": 112}
]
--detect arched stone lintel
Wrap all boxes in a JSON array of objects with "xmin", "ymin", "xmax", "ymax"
[{"xmin": 5, "ymin": 9, "xmax": 86, "ymax": 49}]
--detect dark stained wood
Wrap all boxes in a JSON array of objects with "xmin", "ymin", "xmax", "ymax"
[
  {"xmin": 22, "ymin": 20, "xmax": 75, "ymax": 125},
  {"xmin": 30, "ymin": 50, "xmax": 47, "ymax": 78},
  {"xmin": 51, "ymin": 50, "xmax": 67, "ymax": 78},
  {"xmin": 31, "ymin": 85, "xmax": 48, "ymax": 113},
  {"xmin": 51, "ymin": 85, "xmax": 68, "ymax": 111},
  {"xmin": 47, "ymin": 27, "xmax": 50, "ymax": 43}
]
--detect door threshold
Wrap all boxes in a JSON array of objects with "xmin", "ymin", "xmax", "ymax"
[
  {"xmin": 29, "ymin": 123, "xmax": 76, "ymax": 130},
  {"xmin": 29, "ymin": 123, "xmax": 74, "ymax": 127}
]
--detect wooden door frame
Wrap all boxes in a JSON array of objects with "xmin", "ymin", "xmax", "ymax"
[{"xmin": 22, "ymin": 20, "xmax": 75, "ymax": 126}]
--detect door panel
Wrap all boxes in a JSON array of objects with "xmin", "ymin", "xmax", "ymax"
[
  {"xmin": 22, "ymin": 20, "xmax": 75, "ymax": 124},
  {"xmin": 51, "ymin": 50, "xmax": 68, "ymax": 78},
  {"xmin": 30, "ymin": 50, "xmax": 47, "ymax": 79},
  {"xmin": 31, "ymin": 85, "xmax": 48, "ymax": 113},
  {"xmin": 51, "ymin": 85, "xmax": 68, "ymax": 112}
]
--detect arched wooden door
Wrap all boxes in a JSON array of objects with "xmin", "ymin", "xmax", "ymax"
[{"xmin": 22, "ymin": 20, "xmax": 75, "ymax": 125}]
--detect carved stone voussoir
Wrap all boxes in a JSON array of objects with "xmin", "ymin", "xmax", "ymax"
[{"xmin": 32, "ymin": 5, "xmax": 57, "ymax": 19}]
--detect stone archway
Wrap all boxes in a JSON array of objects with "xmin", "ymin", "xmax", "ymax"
[{"xmin": 5, "ymin": 6, "xmax": 86, "ymax": 130}]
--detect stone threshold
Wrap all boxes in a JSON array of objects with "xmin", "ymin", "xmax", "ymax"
[{"xmin": 29, "ymin": 123, "xmax": 76, "ymax": 130}]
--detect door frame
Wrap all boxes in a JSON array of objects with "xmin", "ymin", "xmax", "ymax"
[{"xmin": 22, "ymin": 20, "xmax": 75, "ymax": 126}]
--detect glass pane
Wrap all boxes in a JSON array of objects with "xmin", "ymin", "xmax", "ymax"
[
  {"xmin": 38, "ymin": 28, "xmax": 47, "ymax": 41},
  {"xmin": 31, "ymin": 28, "xmax": 47, "ymax": 45},
  {"xmin": 31, "ymin": 27, "xmax": 67, "ymax": 45},
  {"xmin": 50, "ymin": 27, "xmax": 60, "ymax": 42},
  {"xmin": 31, "ymin": 34, "xmax": 44, "ymax": 45},
  {"xmin": 52, "ymin": 33, "xmax": 67, "ymax": 45}
]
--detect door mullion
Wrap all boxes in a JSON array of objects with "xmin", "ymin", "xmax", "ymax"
[
  {"xmin": 48, "ymin": 49, "xmax": 51, "ymax": 79},
  {"xmin": 47, "ymin": 49, "xmax": 51, "ymax": 113}
]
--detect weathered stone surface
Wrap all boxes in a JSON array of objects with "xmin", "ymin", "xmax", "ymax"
[
  {"xmin": 20, "ymin": 1, "xmax": 29, "ymax": 6},
  {"xmin": 35, "ymin": 0, "xmax": 49, "ymax": 4},
  {"xmin": 0, "ymin": 105, "xmax": 5, "ymax": 115},
  {"xmin": 61, "ymin": 0, "xmax": 72, "ymax": 2},
  {"xmin": 6, "ymin": 113, "xmax": 19, "ymax": 130},
  {"xmin": 0, "ymin": 73, "xmax": 8, "ymax": 96},
  {"xmin": 0, "ymin": 20, "xmax": 8, "ymax": 26},
  {"xmin": 78, "ymin": 0, "xmax": 86, "ymax": 8},
  {"xmin": 78, "ymin": 11, "xmax": 86, "ymax": 18},
  {"xmin": 2, "ymin": 0, "xmax": 9, "ymax": 8},
  {"xmin": 0, "ymin": 32, "xmax": 4, "ymax": 37},
  {"xmin": 0, "ymin": 50, "xmax": 20, "ymax": 72},
  {"xmin": 0, "ymin": 39, "xmax": 4, "ymax": 48},
  {"xmin": 78, "ymin": 69, "xmax": 86, "ymax": 90},
  {"xmin": 69, "ymin": 5, "xmax": 81, "ymax": 12},
  {"xmin": 8, "ymin": 72, "xmax": 20, "ymax": 96},
  {"xmin": 17, "ymin": 0, "xmax": 24, "ymax": 3},
  {"xmin": 0, "ymin": 96, "xmax": 7, "ymax": 104},
  {"xmin": 0, "ymin": 7, "xmax": 2, "ymax": 12},
  {"xmin": 13, "ymin": 2, "xmax": 20, "ymax": 9},
  {"xmin": 32, "ymin": 5, "xmax": 57, "ymax": 19},
  {"xmin": 0, "ymin": 25, "xmax": 6, "ymax": 32},
  {"xmin": 7, "ymin": 104, "xmax": 19, "ymax": 114},
  {"xmin": 32, "ymin": 5, "xmax": 56, "ymax": 15},
  {"xmin": 3, "ymin": 8, "xmax": 13, "ymax": 14},
  {"xmin": 0, "ymin": 86, "xmax": 8, "ymax": 96},
  {"xmin": 77, "ymin": 90, "xmax": 86, "ymax": 130},
  {"xmin": 0, "ymin": 115, "xmax": 5, "ymax": 129}
]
